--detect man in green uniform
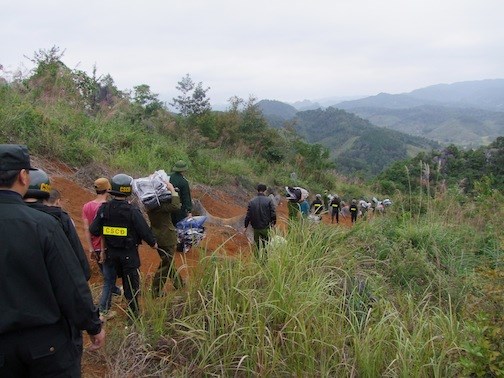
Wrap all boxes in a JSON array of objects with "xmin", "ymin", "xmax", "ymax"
[
  {"xmin": 147, "ymin": 179, "xmax": 184, "ymax": 295},
  {"xmin": 169, "ymin": 160, "xmax": 192, "ymax": 225},
  {"xmin": 322, "ymin": 190, "xmax": 330, "ymax": 211},
  {"xmin": 0, "ymin": 144, "xmax": 104, "ymax": 377}
]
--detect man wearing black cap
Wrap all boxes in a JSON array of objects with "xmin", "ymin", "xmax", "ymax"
[{"xmin": 0, "ymin": 144, "xmax": 105, "ymax": 377}]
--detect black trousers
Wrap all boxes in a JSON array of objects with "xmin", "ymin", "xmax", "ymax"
[
  {"xmin": 351, "ymin": 211, "xmax": 358, "ymax": 223},
  {"xmin": 331, "ymin": 207, "xmax": 339, "ymax": 223},
  {"xmin": 0, "ymin": 319, "xmax": 81, "ymax": 377},
  {"xmin": 109, "ymin": 249, "xmax": 141, "ymax": 317}
]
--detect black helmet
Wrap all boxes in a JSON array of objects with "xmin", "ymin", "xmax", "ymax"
[
  {"xmin": 25, "ymin": 168, "xmax": 51, "ymax": 200},
  {"xmin": 109, "ymin": 173, "xmax": 133, "ymax": 196}
]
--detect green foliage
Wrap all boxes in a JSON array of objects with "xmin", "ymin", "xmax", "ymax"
[
  {"xmin": 1, "ymin": 58, "xmax": 338, "ymax": 189},
  {"xmin": 284, "ymin": 107, "xmax": 439, "ymax": 178},
  {"xmin": 348, "ymin": 104, "xmax": 504, "ymax": 147},
  {"xmin": 170, "ymin": 73, "xmax": 211, "ymax": 117},
  {"xmin": 377, "ymin": 140, "xmax": 504, "ymax": 195},
  {"xmin": 99, "ymin": 192, "xmax": 503, "ymax": 376},
  {"xmin": 4, "ymin": 47, "xmax": 503, "ymax": 377}
]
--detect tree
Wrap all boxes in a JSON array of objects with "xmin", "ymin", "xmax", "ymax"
[
  {"xmin": 133, "ymin": 84, "xmax": 163, "ymax": 117},
  {"xmin": 25, "ymin": 46, "xmax": 66, "ymax": 75},
  {"xmin": 171, "ymin": 74, "xmax": 211, "ymax": 116}
]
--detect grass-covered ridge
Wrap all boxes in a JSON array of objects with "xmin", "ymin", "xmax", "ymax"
[
  {"xmin": 0, "ymin": 50, "xmax": 337, "ymax": 193},
  {"xmin": 2, "ymin": 48, "xmax": 503, "ymax": 376},
  {"xmin": 100, "ymin": 192, "xmax": 503, "ymax": 376}
]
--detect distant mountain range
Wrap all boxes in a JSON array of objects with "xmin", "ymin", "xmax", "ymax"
[
  {"xmin": 334, "ymin": 79, "xmax": 504, "ymax": 112},
  {"xmin": 257, "ymin": 79, "xmax": 504, "ymax": 176},
  {"xmin": 326, "ymin": 79, "xmax": 504, "ymax": 147}
]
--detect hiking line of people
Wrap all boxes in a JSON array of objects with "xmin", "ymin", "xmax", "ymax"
[
  {"xmin": 0, "ymin": 143, "xmax": 203, "ymax": 377},
  {"xmin": 243, "ymin": 183, "xmax": 393, "ymax": 263},
  {"xmin": 0, "ymin": 143, "xmax": 392, "ymax": 376},
  {"xmin": 284, "ymin": 185, "xmax": 391, "ymax": 224}
]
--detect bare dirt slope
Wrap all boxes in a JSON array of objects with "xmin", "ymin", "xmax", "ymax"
[
  {"xmin": 39, "ymin": 157, "xmax": 353, "ymax": 281},
  {"xmin": 34, "ymin": 156, "xmax": 353, "ymax": 283},
  {"xmin": 34, "ymin": 158, "xmax": 353, "ymax": 376}
]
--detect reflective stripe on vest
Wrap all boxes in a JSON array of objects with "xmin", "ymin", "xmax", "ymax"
[{"xmin": 103, "ymin": 226, "xmax": 128, "ymax": 236}]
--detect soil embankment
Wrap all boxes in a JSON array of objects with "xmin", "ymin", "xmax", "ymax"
[{"xmin": 36, "ymin": 159, "xmax": 353, "ymax": 375}]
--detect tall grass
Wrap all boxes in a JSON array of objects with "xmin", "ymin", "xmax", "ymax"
[{"xmin": 96, "ymin": 192, "xmax": 504, "ymax": 376}]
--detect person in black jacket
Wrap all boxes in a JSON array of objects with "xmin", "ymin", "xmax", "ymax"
[
  {"xmin": 244, "ymin": 184, "xmax": 276, "ymax": 259},
  {"xmin": 329, "ymin": 194, "xmax": 341, "ymax": 224},
  {"xmin": 350, "ymin": 199, "xmax": 358, "ymax": 224},
  {"xmin": 0, "ymin": 144, "xmax": 104, "ymax": 377},
  {"xmin": 24, "ymin": 169, "xmax": 91, "ymax": 281},
  {"xmin": 310, "ymin": 194, "xmax": 324, "ymax": 215},
  {"xmin": 90, "ymin": 173, "xmax": 157, "ymax": 318}
]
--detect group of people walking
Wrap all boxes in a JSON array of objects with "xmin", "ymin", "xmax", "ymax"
[
  {"xmin": 0, "ymin": 144, "xmax": 193, "ymax": 376},
  {"xmin": 244, "ymin": 184, "xmax": 375, "ymax": 264},
  {"xmin": 1, "ymin": 142, "xmax": 388, "ymax": 376}
]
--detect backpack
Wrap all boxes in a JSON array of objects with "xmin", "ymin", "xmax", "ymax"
[
  {"xmin": 285, "ymin": 186, "xmax": 309, "ymax": 202},
  {"xmin": 132, "ymin": 170, "xmax": 172, "ymax": 210}
]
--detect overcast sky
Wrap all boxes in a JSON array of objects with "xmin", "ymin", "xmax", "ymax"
[{"xmin": 2, "ymin": 0, "xmax": 503, "ymax": 107}]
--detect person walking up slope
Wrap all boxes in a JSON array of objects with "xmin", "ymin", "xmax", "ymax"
[
  {"xmin": 244, "ymin": 184, "xmax": 277, "ymax": 261},
  {"xmin": 90, "ymin": 173, "xmax": 158, "ymax": 318},
  {"xmin": 82, "ymin": 177, "xmax": 122, "ymax": 320},
  {"xmin": 329, "ymin": 194, "xmax": 341, "ymax": 224},
  {"xmin": 0, "ymin": 144, "xmax": 104, "ymax": 377},
  {"xmin": 350, "ymin": 199, "xmax": 358, "ymax": 224},
  {"xmin": 310, "ymin": 194, "xmax": 324, "ymax": 215},
  {"xmin": 147, "ymin": 178, "xmax": 184, "ymax": 295},
  {"xmin": 24, "ymin": 168, "xmax": 91, "ymax": 281}
]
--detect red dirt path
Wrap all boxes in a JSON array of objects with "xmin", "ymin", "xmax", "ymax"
[
  {"xmin": 50, "ymin": 171, "xmax": 353, "ymax": 284},
  {"xmin": 38, "ymin": 159, "xmax": 353, "ymax": 376}
]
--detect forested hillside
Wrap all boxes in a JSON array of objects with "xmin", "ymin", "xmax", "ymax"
[
  {"xmin": 376, "ymin": 137, "xmax": 504, "ymax": 194},
  {"xmin": 0, "ymin": 48, "xmax": 337, "ymax": 192},
  {"xmin": 257, "ymin": 101, "xmax": 439, "ymax": 178}
]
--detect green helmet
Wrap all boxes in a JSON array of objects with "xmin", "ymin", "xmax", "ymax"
[
  {"xmin": 109, "ymin": 173, "xmax": 133, "ymax": 196},
  {"xmin": 26, "ymin": 168, "xmax": 51, "ymax": 199}
]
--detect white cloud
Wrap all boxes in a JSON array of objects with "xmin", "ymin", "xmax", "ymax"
[{"xmin": 2, "ymin": 0, "xmax": 503, "ymax": 105}]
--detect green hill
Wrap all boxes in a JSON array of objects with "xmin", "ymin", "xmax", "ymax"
[
  {"xmin": 343, "ymin": 105, "xmax": 504, "ymax": 147},
  {"xmin": 258, "ymin": 104, "xmax": 439, "ymax": 178}
]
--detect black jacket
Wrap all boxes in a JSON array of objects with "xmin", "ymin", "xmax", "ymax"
[
  {"xmin": 244, "ymin": 193, "xmax": 276, "ymax": 230},
  {"xmin": 89, "ymin": 199, "xmax": 156, "ymax": 252},
  {"xmin": 310, "ymin": 198, "xmax": 324, "ymax": 214},
  {"xmin": 0, "ymin": 190, "xmax": 101, "ymax": 336},
  {"xmin": 329, "ymin": 197, "xmax": 341, "ymax": 208},
  {"xmin": 27, "ymin": 202, "xmax": 91, "ymax": 281}
]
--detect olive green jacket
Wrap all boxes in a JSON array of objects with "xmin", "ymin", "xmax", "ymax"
[
  {"xmin": 169, "ymin": 171, "xmax": 192, "ymax": 224},
  {"xmin": 147, "ymin": 193, "xmax": 181, "ymax": 246}
]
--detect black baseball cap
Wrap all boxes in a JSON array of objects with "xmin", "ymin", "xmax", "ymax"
[{"xmin": 0, "ymin": 144, "xmax": 37, "ymax": 171}]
